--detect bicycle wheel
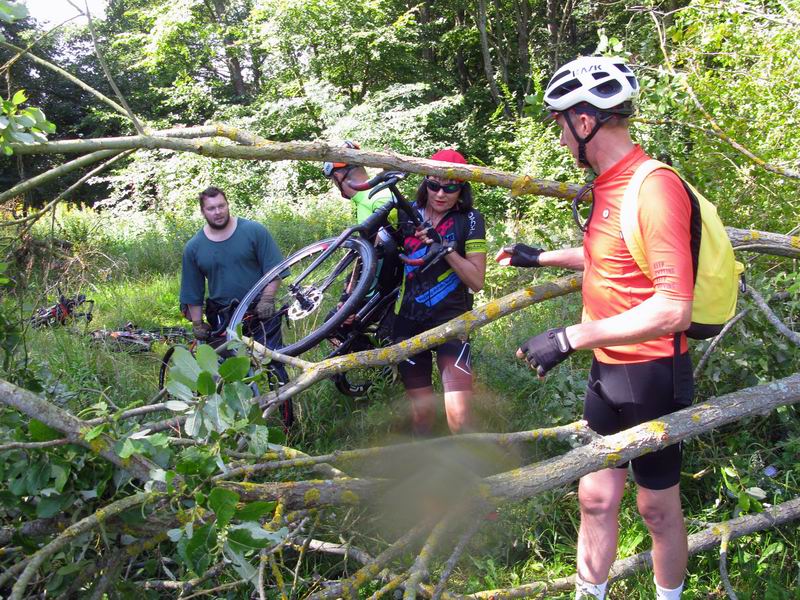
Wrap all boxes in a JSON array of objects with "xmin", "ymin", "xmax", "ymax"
[
  {"xmin": 227, "ymin": 236, "xmax": 376, "ymax": 357},
  {"xmin": 331, "ymin": 334, "xmax": 396, "ymax": 398}
]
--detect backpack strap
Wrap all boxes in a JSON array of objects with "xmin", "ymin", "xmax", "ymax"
[{"xmin": 619, "ymin": 159, "xmax": 701, "ymax": 284}]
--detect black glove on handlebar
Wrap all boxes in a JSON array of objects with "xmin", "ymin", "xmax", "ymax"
[
  {"xmin": 496, "ymin": 243, "xmax": 544, "ymax": 268},
  {"xmin": 518, "ymin": 327, "xmax": 574, "ymax": 377}
]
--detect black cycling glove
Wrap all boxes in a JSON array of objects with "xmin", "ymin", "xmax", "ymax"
[
  {"xmin": 496, "ymin": 243, "xmax": 544, "ymax": 268},
  {"xmin": 518, "ymin": 327, "xmax": 574, "ymax": 377}
]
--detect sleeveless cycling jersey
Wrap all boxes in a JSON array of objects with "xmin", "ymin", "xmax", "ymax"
[{"xmin": 582, "ymin": 146, "xmax": 694, "ymax": 363}]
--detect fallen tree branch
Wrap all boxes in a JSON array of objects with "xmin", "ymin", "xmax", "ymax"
[
  {"xmin": 727, "ymin": 227, "xmax": 800, "ymax": 258},
  {"xmin": 9, "ymin": 491, "xmax": 157, "ymax": 600},
  {"xmin": 694, "ymin": 309, "xmax": 749, "ymax": 378},
  {"xmin": 0, "ymin": 379, "xmax": 163, "ymax": 484},
  {"xmin": 222, "ymin": 373, "xmax": 800, "ymax": 510},
  {"xmin": 746, "ymin": 286, "xmax": 800, "ymax": 346},
  {"xmin": 0, "ymin": 149, "xmax": 120, "ymax": 205},
  {"xmin": 258, "ymin": 275, "xmax": 583, "ymax": 407},
  {"xmin": 405, "ymin": 510, "xmax": 463, "ymax": 600},
  {"xmin": 9, "ymin": 150, "xmax": 135, "ymax": 234},
  {"xmin": 0, "ymin": 438, "xmax": 69, "ymax": 451},
  {"xmin": 649, "ymin": 12, "xmax": 800, "ymax": 181},
  {"xmin": 83, "ymin": 0, "xmax": 146, "ymax": 135},
  {"xmin": 305, "ymin": 519, "xmax": 435, "ymax": 600},
  {"xmin": 431, "ymin": 519, "xmax": 483, "ymax": 600},
  {"xmin": 219, "ymin": 421, "xmax": 592, "ymax": 480},
  {"xmin": 719, "ymin": 528, "xmax": 738, "ymax": 600},
  {"xmin": 0, "ymin": 40, "xmax": 130, "ymax": 118},
  {"xmin": 468, "ymin": 495, "xmax": 800, "ymax": 599},
  {"xmin": 8, "ymin": 135, "xmax": 583, "ymax": 200}
]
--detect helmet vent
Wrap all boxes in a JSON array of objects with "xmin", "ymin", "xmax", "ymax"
[{"xmin": 591, "ymin": 80, "xmax": 622, "ymax": 98}]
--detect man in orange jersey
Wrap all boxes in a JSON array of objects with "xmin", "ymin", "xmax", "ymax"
[{"xmin": 497, "ymin": 57, "xmax": 692, "ymax": 600}]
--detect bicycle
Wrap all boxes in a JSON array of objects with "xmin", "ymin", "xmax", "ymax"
[
  {"xmin": 90, "ymin": 323, "xmax": 190, "ymax": 353},
  {"xmin": 225, "ymin": 170, "xmax": 456, "ymax": 397},
  {"xmin": 159, "ymin": 318, "xmax": 295, "ymax": 427},
  {"xmin": 29, "ymin": 290, "xmax": 95, "ymax": 328}
]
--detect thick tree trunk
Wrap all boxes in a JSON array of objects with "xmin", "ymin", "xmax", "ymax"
[
  {"xmin": 208, "ymin": 0, "xmax": 248, "ymax": 99},
  {"xmin": 514, "ymin": 0, "xmax": 532, "ymax": 109},
  {"xmin": 476, "ymin": 0, "xmax": 512, "ymax": 118}
]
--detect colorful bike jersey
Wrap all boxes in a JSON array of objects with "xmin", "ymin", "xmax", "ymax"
[
  {"xmin": 395, "ymin": 203, "xmax": 486, "ymax": 323},
  {"xmin": 583, "ymin": 145, "xmax": 694, "ymax": 364}
]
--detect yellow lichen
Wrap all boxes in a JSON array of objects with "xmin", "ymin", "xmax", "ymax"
[
  {"xmin": 605, "ymin": 453, "xmax": 622, "ymax": 466},
  {"xmin": 304, "ymin": 488, "xmax": 321, "ymax": 505},
  {"xmin": 340, "ymin": 490, "xmax": 359, "ymax": 505}
]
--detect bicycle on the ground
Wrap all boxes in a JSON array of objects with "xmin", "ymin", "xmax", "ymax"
[
  {"xmin": 91, "ymin": 322, "xmax": 190, "ymax": 353},
  {"xmin": 226, "ymin": 170, "xmax": 454, "ymax": 397},
  {"xmin": 29, "ymin": 290, "xmax": 95, "ymax": 328}
]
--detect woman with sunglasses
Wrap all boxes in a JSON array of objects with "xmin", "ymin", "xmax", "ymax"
[{"xmin": 392, "ymin": 149, "xmax": 487, "ymax": 435}]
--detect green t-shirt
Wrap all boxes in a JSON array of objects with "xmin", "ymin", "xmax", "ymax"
[
  {"xmin": 179, "ymin": 218, "xmax": 285, "ymax": 307},
  {"xmin": 351, "ymin": 186, "xmax": 395, "ymax": 224}
]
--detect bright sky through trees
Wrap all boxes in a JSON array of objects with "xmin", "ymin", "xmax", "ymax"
[{"xmin": 23, "ymin": 0, "xmax": 105, "ymax": 26}]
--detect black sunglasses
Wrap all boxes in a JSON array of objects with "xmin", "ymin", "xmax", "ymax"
[
  {"xmin": 425, "ymin": 178, "xmax": 463, "ymax": 194},
  {"xmin": 571, "ymin": 181, "xmax": 595, "ymax": 233}
]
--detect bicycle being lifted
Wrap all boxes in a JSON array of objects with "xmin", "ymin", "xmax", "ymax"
[{"xmin": 226, "ymin": 170, "xmax": 455, "ymax": 397}]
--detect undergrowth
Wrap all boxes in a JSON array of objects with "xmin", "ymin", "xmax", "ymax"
[{"xmin": 8, "ymin": 202, "xmax": 800, "ymax": 598}]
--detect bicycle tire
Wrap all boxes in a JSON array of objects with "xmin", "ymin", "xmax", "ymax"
[
  {"xmin": 158, "ymin": 345, "xmax": 176, "ymax": 391},
  {"xmin": 227, "ymin": 236, "xmax": 376, "ymax": 357}
]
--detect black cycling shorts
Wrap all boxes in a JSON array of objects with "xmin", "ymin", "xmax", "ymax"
[
  {"xmin": 583, "ymin": 353, "xmax": 693, "ymax": 490},
  {"xmin": 392, "ymin": 319, "xmax": 473, "ymax": 392}
]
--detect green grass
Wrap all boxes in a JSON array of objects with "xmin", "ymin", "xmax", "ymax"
[{"xmin": 13, "ymin": 205, "xmax": 800, "ymax": 598}]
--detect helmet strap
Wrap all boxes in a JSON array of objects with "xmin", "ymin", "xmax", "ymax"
[{"xmin": 564, "ymin": 109, "xmax": 612, "ymax": 170}]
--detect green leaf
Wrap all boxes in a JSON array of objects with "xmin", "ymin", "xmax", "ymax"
[
  {"xmin": 218, "ymin": 355, "xmax": 250, "ymax": 382},
  {"xmin": 196, "ymin": 371, "xmax": 216, "ymax": 396},
  {"xmin": 203, "ymin": 394, "xmax": 234, "ymax": 433},
  {"xmin": 223, "ymin": 544, "xmax": 257, "ymax": 582},
  {"xmin": 29, "ymin": 419, "xmax": 62, "ymax": 441},
  {"xmin": 227, "ymin": 522, "xmax": 286, "ymax": 552},
  {"xmin": 50, "ymin": 463, "xmax": 69, "ymax": 492},
  {"xmin": 184, "ymin": 523, "xmax": 215, "ymax": 575},
  {"xmin": 195, "ymin": 344, "xmax": 220, "ymax": 376},
  {"xmin": 164, "ymin": 399, "xmax": 191, "ymax": 412},
  {"xmin": 184, "ymin": 411, "xmax": 202, "ymax": 438},
  {"xmin": 16, "ymin": 114, "xmax": 34, "ymax": 128},
  {"xmin": 208, "ymin": 487, "xmax": 239, "ymax": 528},
  {"xmin": 36, "ymin": 495, "xmax": 65, "ymax": 518},
  {"xmin": 8, "ymin": 129, "xmax": 34, "ymax": 143},
  {"xmin": 26, "ymin": 462, "xmax": 50, "ymax": 495},
  {"xmin": 84, "ymin": 424, "xmax": 106, "ymax": 442},
  {"xmin": 234, "ymin": 501, "xmax": 276, "ymax": 522},
  {"xmin": 11, "ymin": 89, "xmax": 26, "ymax": 105},
  {"xmin": 166, "ymin": 379, "xmax": 195, "ymax": 402},
  {"xmin": 168, "ymin": 346, "xmax": 201, "ymax": 389}
]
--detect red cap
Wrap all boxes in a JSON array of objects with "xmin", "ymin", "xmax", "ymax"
[{"xmin": 430, "ymin": 148, "xmax": 467, "ymax": 164}]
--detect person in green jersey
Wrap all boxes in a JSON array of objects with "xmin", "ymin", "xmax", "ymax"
[{"xmin": 323, "ymin": 141, "xmax": 402, "ymax": 327}]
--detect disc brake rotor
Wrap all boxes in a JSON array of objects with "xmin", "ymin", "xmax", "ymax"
[{"xmin": 287, "ymin": 287, "xmax": 324, "ymax": 320}]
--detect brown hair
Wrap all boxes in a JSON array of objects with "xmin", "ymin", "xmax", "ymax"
[
  {"xmin": 414, "ymin": 180, "xmax": 474, "ymax": 213},
  {"xmin": 198, "ymin": 186, "xmax": 226, "ymax": 208}
]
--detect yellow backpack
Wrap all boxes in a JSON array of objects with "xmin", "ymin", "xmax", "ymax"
[{"xmin": 619, "ymin": 159, "xmax": 744, "ymax": 339}]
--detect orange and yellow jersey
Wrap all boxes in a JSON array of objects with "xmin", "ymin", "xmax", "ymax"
[{"xmin": 582, "ymin": 146, "xmax": 694, "ymax": 364}]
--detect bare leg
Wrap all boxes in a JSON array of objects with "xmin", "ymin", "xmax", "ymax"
[
  {"xmin": 443, "ymin": 390, "xmax": 472, "ymax": 433},
  {"xmin": 637, "ymin": 483, "xmax": 687, "ymax": 589},
  {"xmin": 576, "ymin": 468, "xmax": 628, "ymax": 584},
  {"xmin": 406, "ymin": 386, "xmax": 437, "ymax": 436}
]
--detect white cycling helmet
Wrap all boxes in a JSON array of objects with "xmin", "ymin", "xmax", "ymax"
[{"xmin": 544, "ymin": 56, "xmax": 638, "ymax": 114}]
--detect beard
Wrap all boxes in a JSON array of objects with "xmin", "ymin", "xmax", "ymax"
[{"xmin": 205, "ymin": 214, "xmax": 230, "ymax": 230}]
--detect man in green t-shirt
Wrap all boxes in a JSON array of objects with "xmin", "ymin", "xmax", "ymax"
[
  {"xmin": 180, "ymin": 186, "xmax": 284, "ymax": 342},
  {"xmin": 323, "ymin": 140, "xmax": 394, "ymax": 224},
  {"xmin": 323, "ymin": 141, "xmax": 401, "ymax": 319}
]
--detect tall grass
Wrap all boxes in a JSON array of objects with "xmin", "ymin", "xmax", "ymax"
[{"xmin": 15, "ymin": 201, "xmax": 800, "ymax": 598}]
